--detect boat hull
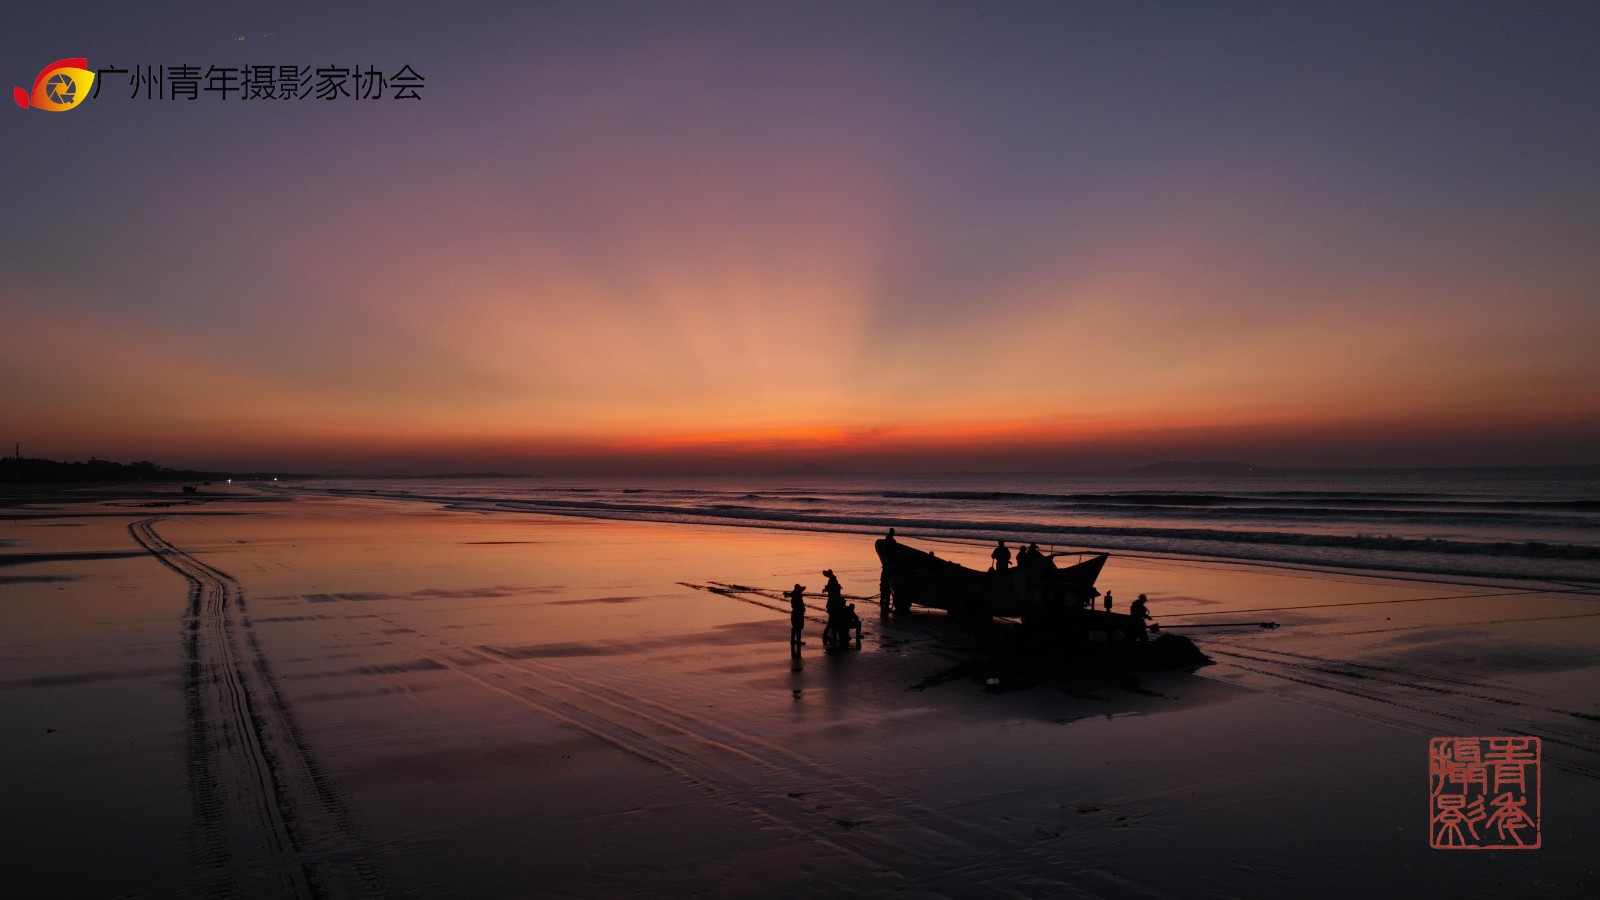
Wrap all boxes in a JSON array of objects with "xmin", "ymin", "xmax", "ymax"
[{"xmin": 875, "ymin": 538, "xmax": 1143, "ymax": 633}]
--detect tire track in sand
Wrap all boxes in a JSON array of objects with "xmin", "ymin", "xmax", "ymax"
[
  {"xmin": 374, "ymin": 610, "xmax": 1160, "ymax": 899},
  {"xmin": 1206, "ymin": 646, "xmax": 1600, "ymax": 778},
  {"xmin": 131, "ymin": 517, "xmax": 388, "ymax": 900}
]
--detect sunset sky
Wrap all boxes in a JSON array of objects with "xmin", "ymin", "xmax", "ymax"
[{"xmin": 5, "ymin": 2, "xmax": 1599, "ymax": 473}]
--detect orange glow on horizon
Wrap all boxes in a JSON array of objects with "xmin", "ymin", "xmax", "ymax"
[{"xmin": 10, "ymin": 259, "xmax": 1600, "ymax": 472}]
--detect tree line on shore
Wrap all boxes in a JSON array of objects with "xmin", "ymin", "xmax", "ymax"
[{"xmin": 0, "ymin": 456, "xmax": 297, "ymax": 483}]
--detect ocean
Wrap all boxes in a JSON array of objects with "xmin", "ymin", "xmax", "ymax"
[{"xmin": 290, "ymin": 467, "xmax": 1600, "ymax": 585}]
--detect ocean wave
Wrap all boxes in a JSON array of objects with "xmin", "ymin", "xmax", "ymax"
[
  {"xmin": 880, "ymin": 489, "xmax": 1600, "ymax": 512},
  {"xmin": 282, "ymin": 471, "xmax": 1600, "ymax": 586},
  {"xmin": 305, "ymin": 485, "xmax": 1600, "ymax": 566}
]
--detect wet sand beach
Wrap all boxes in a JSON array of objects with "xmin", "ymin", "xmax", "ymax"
[{"xmin": 3, "ymin": 485, "xmax": 1597, "ymax": 898}]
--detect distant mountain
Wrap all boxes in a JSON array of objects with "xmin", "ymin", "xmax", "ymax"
[
  {"xmin": 1129, "ymin": 460, "xmax": 1264, "ymax": 476},
  {"xmin": 781, "ymin": 462, "xmax": 832, "ymax": 476},
  {"xmin": 332, "ymin": 471, "xmax": 530, "ymax": 479}
]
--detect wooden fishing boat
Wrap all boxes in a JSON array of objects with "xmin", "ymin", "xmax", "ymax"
[
  {"xmin": 874, "ymin": 536, "xmax": 1211, "ymax": 667},
  {"xmin": 876, "ymin": 536, "xmax": 1133, "ymax": 634}
]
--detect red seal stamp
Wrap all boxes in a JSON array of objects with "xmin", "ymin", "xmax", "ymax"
[{"xmin": 1429, "ymin": 736, "xmax": 1541, "ymax": 849}]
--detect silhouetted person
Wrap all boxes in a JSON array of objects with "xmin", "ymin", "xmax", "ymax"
[
  {"xmin": 823, "ymin": 570, "xmax": 842, "ymax": 608},
  {"xmin": 1129, "ymin": 593, "xmax": 1152, "ymax": 641},
  {"xmin": 1103, "ymin": 590, "xmax": 1113, "ymax": 613},
  {"xmin": 992, "ymin": 540, "xmax": 1012, "ymax": 571},
  {"xmin": 879, "ymin": 570, "xmax": 893, "ymax": 616},
  {"xmin": 884, "ymin": 527, "xmax": 897, "ymax": 544},
  {"xmin": 822, "ymin": 570, "xmax": 848, "ymax": 650},
  {"xmin": 787, "ymin": 584, "xmax": 807, "ymax": 653}
]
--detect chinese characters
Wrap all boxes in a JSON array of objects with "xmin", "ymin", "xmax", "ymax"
[
  {"xmin": 90, "ymin": 65, "xmax": 424, "ymax": 100},
  {"xmin": 1430, "ymin": 736, "xmax": 1540, "ymax": 849}
]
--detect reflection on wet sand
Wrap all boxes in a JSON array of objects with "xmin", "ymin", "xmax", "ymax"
[{"xmin": 2, "ymin": 488, "xmax": 1597, "ymax": 898}]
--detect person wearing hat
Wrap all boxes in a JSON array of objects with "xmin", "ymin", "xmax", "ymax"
[
  {"xmin": 1129, "ymin": 593, "xmax": 1152, "ymax": 641},
  {"xmin": 822, "ymin": 570, "xmax": 847, "ymax": 649},
  {"xmin": 787, "ymin": 584, "xmax": 808, "ymax": 653}
]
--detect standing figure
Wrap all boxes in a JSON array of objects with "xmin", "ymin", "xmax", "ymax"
[
  {"xmin": 787, "ymin": 584, "xmax": 807, "ymax": 653},
  {"xmin": 822, "ymin": 570, "xmax": 848, "ymax": 650},
  {"xmin": 1129, "ymin": 593, "xmax": 1152, "ymax": 641},
  {"xmin": 991, "ymin": 540, "xmax": 1012, "ymax": 572},
  {"xmin": 1103, "ymin": 590, "xmax": 1114, "ymax": 613}
]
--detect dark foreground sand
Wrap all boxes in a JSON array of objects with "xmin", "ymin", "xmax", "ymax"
[{"xmin": 3, "ymin": 486, "xmax": 1597, "ymax": 898}]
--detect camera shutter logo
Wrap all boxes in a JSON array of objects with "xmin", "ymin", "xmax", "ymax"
[{"xmin": 14, "ymin": 58, "xmax": 96, "ymax": 112}]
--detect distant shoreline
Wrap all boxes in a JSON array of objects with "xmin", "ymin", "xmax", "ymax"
[
  {"xmin": 3, "ymin": 454, "xmax": 1594, "ymax": 483},
  {"xmin": 0, "ymin": 457, "xmax": 305, "ymax": 485}
]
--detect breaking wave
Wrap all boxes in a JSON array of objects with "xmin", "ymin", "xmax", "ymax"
[{"xmin": 282, "ymin": 468, "xmax": 1600, "ymax": 584}]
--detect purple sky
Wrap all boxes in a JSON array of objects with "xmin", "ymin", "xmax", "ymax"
[{"xmin": 5, "ymin": 2, "xmax": 1599, "ymax": 473}]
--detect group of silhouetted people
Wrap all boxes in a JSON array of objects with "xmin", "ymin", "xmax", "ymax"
[
  {"xmin": 991, "ymin": 540, "xmax": 1048, "ymax": 572},
  {"xmin": 1095, "ymin": 590, "xmax": 1154, "ymax": 640},
  {"xmin": 788, "ymin": 569, "xmax": 861, "ymax": 655}
]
